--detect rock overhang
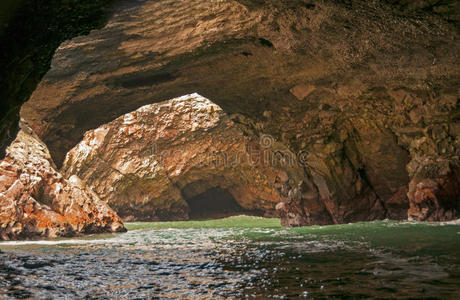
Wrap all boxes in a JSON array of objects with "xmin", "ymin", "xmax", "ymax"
[{"xmin": 12, "ymin": 0, "xmax": 460, "ymax": 225}]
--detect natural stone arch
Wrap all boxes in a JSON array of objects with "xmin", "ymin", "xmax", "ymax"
[{"xmin": 61, "ymin": 93, "xmax": 299, "ymax": 221}]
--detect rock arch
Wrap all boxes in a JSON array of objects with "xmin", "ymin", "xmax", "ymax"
[{"xmin": 61, "ymin": 94, "xmax": 294, "ymax": 221}]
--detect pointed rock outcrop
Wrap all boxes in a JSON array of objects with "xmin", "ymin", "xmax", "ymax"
[{"xmin": 0, "ymin": 123, "xmax": 125, "ymax": 240}]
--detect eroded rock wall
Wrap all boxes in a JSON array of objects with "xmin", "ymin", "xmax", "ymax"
[
  {"xmin": 0, "ymin": 122, "xmax": 125, "ymax": 240},
  {"xmin": 19, "ymin": 0, "xmax": 460, "ymax": 224}
]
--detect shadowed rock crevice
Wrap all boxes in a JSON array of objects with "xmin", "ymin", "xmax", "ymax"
[
  {"xmin": 183, "ymin": 186, "xmax": 258, "ymax": 220},
  {"xmin": 112, "ymin": 70, "xmax": 177, "ymax": 89}
]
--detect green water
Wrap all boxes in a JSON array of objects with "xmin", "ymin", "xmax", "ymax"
[
  {"xmin": 125, "ymin": 215, "xmax": 282, "ymax": 230},
  {"xmin": 0, "ymin": 216, "xmax": 459, "ymax": 299},
  {"xmin": 127, "ymin": 216, "xmax": 460, "ymax": 257}
]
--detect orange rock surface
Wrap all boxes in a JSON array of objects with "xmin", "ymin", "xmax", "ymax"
[{"xmin": 0, "ymin": 123, "xmax": 125, "ymax": 240}]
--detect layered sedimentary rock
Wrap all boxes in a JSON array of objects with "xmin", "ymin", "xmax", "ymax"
[
  {"xmin": 19, "ymin": 0, "xmax": 460, "ymax": 224},
  {"xmin": 0, "ymin": 122, "xmax": 125, "ymax": 240}
]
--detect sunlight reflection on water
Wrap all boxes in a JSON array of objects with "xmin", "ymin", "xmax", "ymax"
[{"xmin": 0, "ymin": 217, "xmax": 459, "ymax": 299}]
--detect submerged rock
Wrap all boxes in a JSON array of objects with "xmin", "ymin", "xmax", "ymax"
[{"xmin": 0, "ymin": 122, "xmax": 125, "ymax": 240}]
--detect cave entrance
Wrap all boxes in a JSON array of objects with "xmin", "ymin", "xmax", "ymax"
[{"xmin": 182, "ymin": 186, "xmax": 251, "ymax": 220}]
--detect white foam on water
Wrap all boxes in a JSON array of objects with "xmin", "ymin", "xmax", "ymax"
[
  {"xmin": 0, "ymin": 237, "xmax": 120, "ymax": 246},
  {"xmin": 0, "ymin": 227, "xmax": 239, "ymax": 249}
]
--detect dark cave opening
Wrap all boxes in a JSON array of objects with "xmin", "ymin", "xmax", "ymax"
[{"xmin": 184, "ymin": 187, "xmax": 251, "ymax": 220}]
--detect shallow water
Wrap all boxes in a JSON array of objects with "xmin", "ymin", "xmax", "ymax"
[{"xmin": 0, "ymin": 216, "xmax": 459, "ymax": 299}]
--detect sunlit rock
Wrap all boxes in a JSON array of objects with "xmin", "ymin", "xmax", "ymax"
[
  {"xmin": 0, "ymin": 122, "xmax": 125, "ymax": 240},
  {"xmin": 62, "ymin": 94, "xmax": 289, "ymax": 221}
]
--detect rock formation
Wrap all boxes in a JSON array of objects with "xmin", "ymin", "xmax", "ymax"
[
  {"xmin": 0, "ymin": 122, "xmax": 125, "ymax": 240},
  {"xmin": 9, "ymin": 0, "xmax": 460, "ymax": 225},
  {"xmin": 407, "ymin": 156, "xmax": 460, "ymax": 221},
  {"xmin": 61, "ymin": 94, "xmax": 294, "ymax": 221}
]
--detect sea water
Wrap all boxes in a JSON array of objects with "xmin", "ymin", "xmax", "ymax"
[{"xmin": 0, "ymin": 216, "xmax": 459, "ymax": 299}]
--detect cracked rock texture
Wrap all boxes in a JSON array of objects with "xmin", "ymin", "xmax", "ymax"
[
  {"xmin": 0, "ymin": 123, "xmax": 125, "ymax": 240},
  {"xmin": 19, "ymin": 0, "xmax": 460, "ymax": 224}
]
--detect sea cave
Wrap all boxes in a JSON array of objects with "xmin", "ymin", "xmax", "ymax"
[{"xmin": 0, "ymin": 0, "xmax": 459, "ymax": 298}]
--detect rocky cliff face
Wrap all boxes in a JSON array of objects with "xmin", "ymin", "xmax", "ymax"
[
  {"xmin": 17, "ymin": 0, "xmax": 460, "ymax": 225},
  {"xmin": 0, "ymin": 123, "xmax": 125, "ymax": 240}
]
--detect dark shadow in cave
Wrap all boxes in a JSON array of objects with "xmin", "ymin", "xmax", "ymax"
[{"xmin": 183, "ymin": 187, "xmax": 260, "ymax": 220}]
